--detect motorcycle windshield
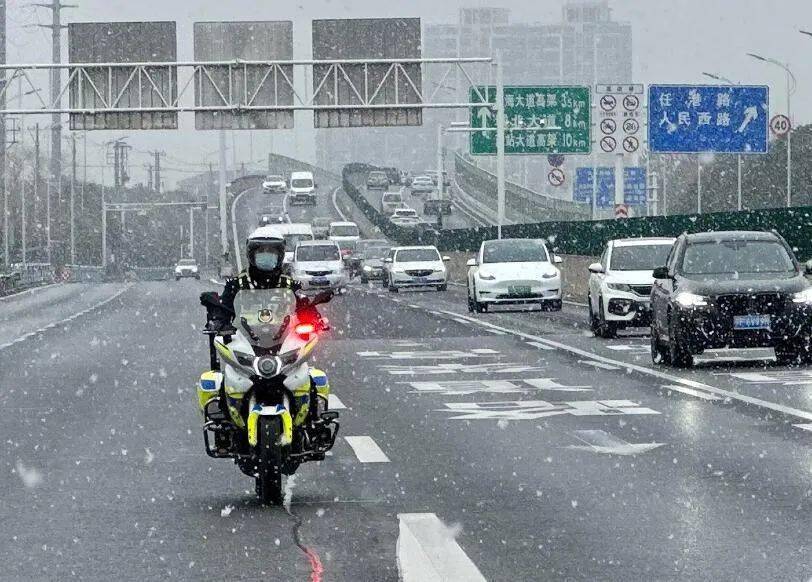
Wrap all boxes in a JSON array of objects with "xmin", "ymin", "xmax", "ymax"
[{"xmin": 233, "ymin": 288, "xmax": 297, "ymax": 349}]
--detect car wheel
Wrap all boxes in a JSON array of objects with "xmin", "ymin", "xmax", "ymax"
[
  {"xmin": 650, "ymin": 325, "xmax": 671, "ymax": 365},
  {"xmin": 361, "ymin": 275, "xmax": 368, "ymax": 284},
  {"xmin": 547, "ymin": 299, "xmax": 562, "ymax": 311},
  {"xmin": 175, "ymin": 276, "xmax": 180, "ymax": 281},
  {"xmin": 388, "ymin": 277, "xmax": 398, "ymax": 293},
  {"xmin": 598, "ymin": 296, "xmax": 617, "ymax": 339},
  {"xmin": 667, "ymin": 315, "xmax": 692, "ymax": 368},
  {"xmin": 437, "ymin": 284, "xmax": 447, "ymax": 292},
  {"xmin": 195, "ymin": 274, "xmax": 200, "ymax": 280}
]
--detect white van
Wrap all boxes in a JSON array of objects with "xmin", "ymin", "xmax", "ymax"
[
  {"xmin": 289, "ymin": 171, "xmax": 317, "ymax": 206},
  {"xmin": 250, "ymin": 223, "xmax": 315, "ymax": 265},
  {"xmin": 381, "ymin": 191, "xmax": 404, "ymax": 214}
]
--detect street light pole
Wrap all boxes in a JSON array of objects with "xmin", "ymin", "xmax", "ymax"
[
  {"xmin": 495, "ymin": 51, "xmax": 505, "ymax": 240},
  {"xmin": 702, "ymin": 71, "xmax": 743, "ymax": 211},
  {"xmin": 746, "ymin": 53, "xmax": 796, "ymax": 207}
]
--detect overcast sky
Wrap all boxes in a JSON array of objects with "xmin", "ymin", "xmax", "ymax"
[{"xmin": 6, "ymin": 0, "xmax": 812, "ymax": 187}]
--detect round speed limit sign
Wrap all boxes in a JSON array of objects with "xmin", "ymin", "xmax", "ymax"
[{"xmin": 770, "ymin": 114, "xmax": 791, "ymax": 137}]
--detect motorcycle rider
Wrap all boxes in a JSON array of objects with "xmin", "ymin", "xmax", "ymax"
[{"xmin": 201, "ymin": 233, "xmax": 326, "ymax": 332}]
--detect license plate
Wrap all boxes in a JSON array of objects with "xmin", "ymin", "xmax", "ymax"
[
  {"xmin": 414, "ymin": 277, "xmax": 428, "ymax": 284},
  {"xmin": 508, "ymin": 285, "xmax": 531, "ymax": 296},
  {"xmin": 312, "ymin": 278, "xmax": 329, "ymax": 287},
  {"xmin": 733, "ymin": 314, "xmax": 771, "ymax": 330}
]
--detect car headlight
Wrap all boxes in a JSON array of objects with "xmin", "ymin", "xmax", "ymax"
[
  {"xmin": 792, "ymin": 287, "xmax": 812, "ymax": 304},
  {"xmin": 392, "ymin": 267, "xmax": 406, "ymax": 273},
  {"xmin": 675, "ymin": 292, "xmax": 708, "ymax": 308},
  {"xmin": 478, "ymin": 271, "xmax": 496, "ymax": 280},
  {"xmin": 542, "ymin": 270, "xmax": 559, "ymax": 280},
  {"xmin": 607, "ymin": 283, "xmax": 632, "ymax": 292},
  {"xmin": 363, "ymin": 265, "xmax": 372, "ymax": 272}
]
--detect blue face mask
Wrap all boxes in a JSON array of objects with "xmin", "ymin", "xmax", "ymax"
[{"xmin": 254, "ymin": 251, "xmax": 280, "ymax": 271}]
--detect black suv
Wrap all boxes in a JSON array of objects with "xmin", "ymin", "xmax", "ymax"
[{"xmin": 650, "ymin": 231, "xmax": 812, "ymax": 367}]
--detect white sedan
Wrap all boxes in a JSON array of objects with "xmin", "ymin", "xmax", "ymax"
[
  {"xmin": 262, "ymin": 174, "xmax": 287, "ymax": 193},
  {"xmin": 587, "ymin": 237, "xmax": 675, "ymax": 338},
  {"xmin": 384, "ymin": 246, "xmax": 449, "ymax": 292},
  {"xmin": 466, "ymin": 238, "xmax": 562, "ymax": 313}
]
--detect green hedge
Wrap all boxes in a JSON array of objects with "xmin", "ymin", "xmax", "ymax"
[{"xmin": 437, "ymin": 206, "xmax": 812, "ymax": 260}]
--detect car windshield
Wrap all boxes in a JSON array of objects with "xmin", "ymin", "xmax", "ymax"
[
  {"xmin": 178, "ymin": 259, "xmax": 196, "ymax": 265},
  {"xmin": 330, "ymin": 225, "xmax": 359, "ymax": 237},
  {"xmin": 482, "ymin": 240, "xmax": 549, "ymax": 263},
  {"xmin": 291, "ymin": 178, "xmax": 313, "ymax": 188},
  {"xmin": 266, "ymin": 175, "xmax": 283, "ymax": 181},
  {"xmin": 382, "ymin": 194, "xmax": 402, "ymax": 203},
  {"xmin": 363, "ymin": 246, "xmax": 390, "ymax": 259},
  {"xmin": 312, "ymin": 218, "xmax": 330, "ymax": 227},
  {"xmin": 396, "ymin": 248, "xmax": 440, "ymax": 262},
  {"xmin": 610, "ymin": 244, "xmax": 673, "ymax": 271},
  {"xmin": 369, "ymin": 172, "xmax": 386, "ymax": 179},
  {"xmin": 296, "ymin": 245, "xmax": 340, "ymax": 262},
  {"xmin": 681, "ymin": 240, "xmax": 797, "ymax": 276}
]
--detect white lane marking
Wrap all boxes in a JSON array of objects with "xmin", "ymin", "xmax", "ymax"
[
  {"xmin": 331, "ymin": 186, "xmax": 349, "ymax": 221},
  {"xmin": 380, "ymin": 362, "xmax": 546, "ymax": 376},
  {"xmin": 793, "ymin": 423, "xmax": 812, "ymax": 432},
  {"xmin": 451, "ymin": 317, "xmax": 470, "ymax": 325},
  {"xmin": 484, "ymin": 328, "xmax": 507, "ymax": 335},
  {"xmin": 328, "ymin": 394, "xmax": 347, "ymax": 410},
  {"xmin": 0, "ymin": 285, "xmax": 131, "ymax": 353},
  {"xmin": 403, "ymin": 377, "xmax": 591, "ymax": 396},
  {"xmin": 568, "ymin": 429, "xmax": 665, "ymax": 456},
  {"xmin": 577, "ymin": 359, "xmax": 620, "ymax": 371},
  {"xmin": 606, "ymin": 344, "xmax": 649, "ymax": 353},
  {"xmin": 344, "ymin": 436, "xmax": 390, "ymax": 463},
  {"xmin": 397, "ymin": 513, "xmax": 486, "ymax": 582},
  {"xmin": 209, "ymin": 278, "xmax": 225, "ymax": 286},
  {"xmin": 727, "ymin": 370, "xmax": 812, "ymax": 386},
  {"xmin": 525, "ymin": 341, "xmax": 554, "ymax": 351},
  {"xmin": 434, "ymin": 309, "xmax": 812, "ymax": 423},
  {"xmin": 661, "ymin": 384, "xmax": 722, "ymax": 401},
  {"xmin": 440, "ymin": 399, "xmax": 660, "ymax": 421}
]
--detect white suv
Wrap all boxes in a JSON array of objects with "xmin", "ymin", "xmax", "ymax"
[
  {"xmin": 466, "ymin": 238, "xmax": 562, "ymax": 313},
  {"xmin": 384, "ymin": 246, "xmax": 449, "ymax": 292},
  {"xmin": 587, "ymin": 237, "xmax": 676, "ymax": 338}
]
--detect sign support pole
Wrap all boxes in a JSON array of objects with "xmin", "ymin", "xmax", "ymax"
[
  {"xmin": 495, "ymin": 52, "xmax": 505, "ymax": 240},
  {"xmin": 218, "ymin": 129, "xmax": 229, "ymax": 276},
  {"xmin": 737, "ymin": 154, "xmax": 742, "ymax": 211},
  {"xmin": 614, "ymin": 153, "xmax": 623, "ymax": 217},
  {"xmin": 697, "ymin": 158, "xmax": 702, "ymax": 214}
]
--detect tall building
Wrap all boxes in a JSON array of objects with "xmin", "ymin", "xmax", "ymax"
[{"xmin": 315, "ymin": 2, "xmax": 633, "ymax": 185}]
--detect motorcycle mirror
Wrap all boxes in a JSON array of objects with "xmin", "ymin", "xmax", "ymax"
[{"xmin": 321, "ymin": 411, "xmax": 339, "ymax": 422}]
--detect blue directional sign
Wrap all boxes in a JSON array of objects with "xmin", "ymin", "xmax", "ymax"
[
  {"xmin": 648, "ymin": 85, "xmax": 769, "ymax": 153},
  {"xmin": 574, "ymin": 167, "xmax": 648, "ymax": 207}
]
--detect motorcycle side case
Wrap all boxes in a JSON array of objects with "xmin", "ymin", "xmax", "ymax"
[
  {"xmin": 197, "ymin": 371, "xmax": 223, "ymax": 414},
  {"xmin": 292, "ymin": 367, "xmax": 331, "ymax": 426}
]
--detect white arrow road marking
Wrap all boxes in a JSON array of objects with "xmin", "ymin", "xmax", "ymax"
[
  {"xmin": 440, "ymin": 399, "xmax": 659, "ymax": 421},
  {"xmin": 661, "ymin": 384, "xmax": 722, "ymax": 401},
  {"xmin": 567, "ymin": 429, "xmax": 665, "ymax": 456},
  {"xmin": 328, "ymin": 394, "xmax": 347, "ymax": 410},
  {"xmin": 379, "ymin": 362, "xmax": 546, "ymax": 376},
  {"xmin": 737, "ymin": 106, "xmax": 758, "ymax": 133},
  {"xmin": 403, "ymin": 377, "xmax": 591, "ymax": 396},
  {"xmin": 577, "ymin": 359, "xmax": 620, "ymax": 371},
  {"xmin": 357, "ymin": 349, "xmax": 499, "ymax": 360},
  {"xmin": 344, "ymin": 436, "xmax": 390, "ymax": 463},
  {"xmin": 397, "ymin": 513, "xmax": 486, "ymax": 582}
]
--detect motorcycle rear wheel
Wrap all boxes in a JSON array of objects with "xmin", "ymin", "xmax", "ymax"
[{"xmin": 255, "ymin": 416, "xmax": 284, "ymax": 505}]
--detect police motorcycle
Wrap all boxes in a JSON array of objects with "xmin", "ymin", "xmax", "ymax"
[{"xmin": 197, "ymin": 287, "xmax": 338, "ymax": 505}]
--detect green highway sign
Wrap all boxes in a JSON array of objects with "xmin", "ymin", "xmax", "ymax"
[{"xmin": 469, "ymin": 86, "xmax": 591, "ymax": 155}]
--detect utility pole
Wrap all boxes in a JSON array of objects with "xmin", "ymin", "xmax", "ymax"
[
  {"xmin": 1, "ymin": 0, "xmax": 6, "ymax": 270},
  {"xmin": 35, "ymin": 0, "xmax": 75, "ymax": 192},
  {"xmin": 149, "ymin": 150, "xmax": 165, "ymax": 193},
  {"xmin": 32, "ymin": 124, "xmax": 40, "ymax": 248},
  {"xmin": 70, "ymin": 133, "xmax": 75, "ymax": 264},
  {"xmin": 145, "ymin": 164, "xmax": 153, "ymax": 191}
]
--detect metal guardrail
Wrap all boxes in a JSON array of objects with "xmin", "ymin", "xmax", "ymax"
[
  {"xmin": 0, "ymin": 263, "xmax": 54, "ymax": 296},
  {"xmin": 65, "ymin": 265, "xmax": 105, "ymax": 283}
]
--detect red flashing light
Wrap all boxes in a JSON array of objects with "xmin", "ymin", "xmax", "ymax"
[{"xmin": 295, "ymin": 323, "xmax": 316, "ymax": 336}]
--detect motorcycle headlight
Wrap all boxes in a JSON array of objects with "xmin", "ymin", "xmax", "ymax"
[
  {"xmin": 478, "ymin": 271, "xmax": 496, "ymax": 280},
  {"xmin": 253, "ymin": 355, "xmax": 281, "ymax": 378},
  {"xmin": 233, "ymin": 350, "xmax": 255, "ymax": 367},
  {"xmin": 675, "ymin": 292, "xmax": 708, "ymax": 308},
  {"xmin": 607, "ymin": 283, "xmax": 632, "ymax": 292},
  {"xmin": 792, "ymin": 287, "xmax": 812, "ymax": 304}
]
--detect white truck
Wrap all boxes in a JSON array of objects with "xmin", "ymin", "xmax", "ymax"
[{"xmin": 288, "ymin": 171, "xmax": 317, "ymax": 206}]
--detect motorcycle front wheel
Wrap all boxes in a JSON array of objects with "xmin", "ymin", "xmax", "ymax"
[{"xmin": 255, "ymin": 416, "xmax": 284, "ymax": 505}]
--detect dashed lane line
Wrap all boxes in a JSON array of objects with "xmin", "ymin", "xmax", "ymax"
[
  {"xmin": 343, "ymin": 436, "xmax": 390, "ymax": 463},
  {"xmin": 328, "ymin": 394, "xmax": 347, "ymax": 410},
  {"xmin": 0, "ymin": 285, "xmax": 131, "ymax": 352}
]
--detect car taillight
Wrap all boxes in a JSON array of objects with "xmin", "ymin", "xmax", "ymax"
[
  {"xmin": 295, "ymin": 323, "xmax": 316, "ymax": 337},
  {"xmin": 341, "ymin": 249, "xmax": 352, "ymax": 257}
]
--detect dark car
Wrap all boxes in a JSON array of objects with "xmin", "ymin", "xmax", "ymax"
[
  {"xmin": 650, "ymin": 230, "xmax": 812, "ymax": 367},
  {"xmin": 357, "ymin": 242, "xmax": 391, "ymax": 282},
  {"xmin": 366, "ymin": 171, "xmax": 389, "ymax": 190}
]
